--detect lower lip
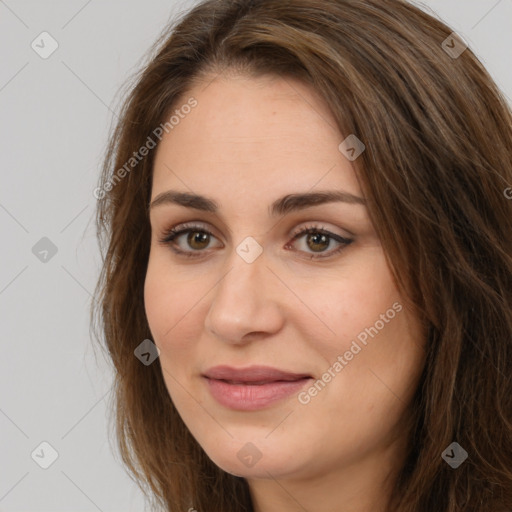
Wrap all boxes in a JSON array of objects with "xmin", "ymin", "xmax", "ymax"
[{"xmin": 204, "ymin": 377, "xmax": 312, "ymax": 411}]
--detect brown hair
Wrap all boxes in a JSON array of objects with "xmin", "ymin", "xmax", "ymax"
[{"xmin": 91, "ymin": 0, "xmax": 512, "ymax": 510}]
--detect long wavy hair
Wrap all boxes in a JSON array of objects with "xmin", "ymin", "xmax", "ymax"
[{"xmin": 90, "ymin": 0, "xmax": 512, "ymax": 510}]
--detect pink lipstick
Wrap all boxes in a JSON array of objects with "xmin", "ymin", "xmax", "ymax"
[{"xmin": 202, "ymin": 365, "xmax": 312, "ymax": 411}]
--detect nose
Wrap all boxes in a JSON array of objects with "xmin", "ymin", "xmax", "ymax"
[{"xmin": 203, "ymin": 246, "xmax": 285, "ymax": 344}]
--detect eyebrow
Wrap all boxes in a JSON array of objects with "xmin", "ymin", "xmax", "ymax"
[{"xmin": 149, "ymin": 189, "xmax": 366, "ymax": 216}]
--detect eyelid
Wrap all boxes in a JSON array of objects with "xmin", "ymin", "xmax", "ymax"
[
  {"xmin": 158, "ymin": 221, "xmax": 223, "ymax": 247},
  {"xmin": 289, "ymin": 221, "xmax": 353, "ymax": 240},
  {"xmin": 160, "ymin": 221, "xmax": 221, "ymax": 240}
]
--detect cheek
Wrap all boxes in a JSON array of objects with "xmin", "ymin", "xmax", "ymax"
[
  {"xmin": 143, "ymin": 254, "xmax": 199, "ymax": 353},
  {"xmin": 143, "ymin": 262, "xmax": 201, "ymax": 410},
  {"xmin": 293, "ymin": 251, "xmax": 401, "ymax": 354},
  {"xmin": 293, "ymin": 253, "xmax": 424, "ymax": 412},
  {"xmin": 144, "ymin": 262, "xmax": 170, "ymax": 341}
]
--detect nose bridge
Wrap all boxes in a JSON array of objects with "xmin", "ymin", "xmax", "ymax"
[
  {"xmin": 218, "ymin": 234, "xmax": 270, "ymax": 298},
  {"xmin": 204, "ymin": 243, "xmax": 283, "ymax": 342}
]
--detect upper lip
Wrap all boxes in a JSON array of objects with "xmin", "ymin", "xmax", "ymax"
[{"xmin": 203, "ymin": 365, "xmax": 311, "ymax": 383}]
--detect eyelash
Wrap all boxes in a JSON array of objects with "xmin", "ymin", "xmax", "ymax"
[{"xmin": 157, "ymin": 222, "xmax": 353, "ymax": 260}]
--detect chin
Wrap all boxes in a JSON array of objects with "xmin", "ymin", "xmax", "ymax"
[
  {"xmin": 196, "ymin": 434, "xmax": 309, "ymax": 480},
  {"xmin": 208, "ymin": 451, "xmax": 291, "ymax": 479}
]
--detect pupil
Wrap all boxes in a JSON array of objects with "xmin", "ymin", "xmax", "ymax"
[
  {"xmin": 188, "ymin": 231, "xmax": 209, "ymax": 249},
  {"xmin": 308, "ymin": 233, "xmax": 328, "ymax": 252}
]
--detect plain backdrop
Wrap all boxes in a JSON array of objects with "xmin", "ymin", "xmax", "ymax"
[{"xmin": 1, "ymin": 0, "xmax": 511, "ymax": 511}]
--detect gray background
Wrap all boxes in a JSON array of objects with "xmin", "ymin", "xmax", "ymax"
[{"xmin": 1, "ymin": 1, "xmax": 511, "ymax": 511}]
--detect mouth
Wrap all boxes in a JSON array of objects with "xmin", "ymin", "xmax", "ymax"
[
  {"xmin": 202, "ymin": 364, "xmax": 312, "ymax": 383},
  {"xmin": 218, "ymin": 378, "xmax": 307, "ymax": 385},
  {"xmin": 202, "ymin": 365, "xmax": 313, "ymax": 411}
]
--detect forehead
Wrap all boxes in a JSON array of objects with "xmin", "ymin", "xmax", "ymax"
[{"xmin": 151, "ymin": 74, "xmax": 362, "ymax": 201}]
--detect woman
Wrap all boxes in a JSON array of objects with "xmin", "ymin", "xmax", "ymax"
[{"xmin": 91, "ymin": 0, "xmax": 512, "ymax": 510}]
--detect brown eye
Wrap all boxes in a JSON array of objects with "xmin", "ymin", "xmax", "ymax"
[
  {"xmin": 158, "ymin": 224, "xmax": 222, "ymax": 257},
  {"xmin": 159, "ymin": 223, "xmax": 353, "ymax": 260},
  {"xmin": 187, "ymin": 231, "xmax": 210, "ymax": 250},
  {"xmin": 306, "ymin": 232, "xmax": 330, "ymax": 252},
  {"xmin": 287, "ymin": 226, "xmax": 354, "ymax": 260}
]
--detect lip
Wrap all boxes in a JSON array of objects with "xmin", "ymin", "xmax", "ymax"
[{"xmin": 202, "ymin": 365, "xmax": 312, "ymax": 411}]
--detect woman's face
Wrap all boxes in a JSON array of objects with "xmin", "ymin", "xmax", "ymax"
[{"xmin": 144, "ymin": 73, "xmax": 426, "ymax": 484}]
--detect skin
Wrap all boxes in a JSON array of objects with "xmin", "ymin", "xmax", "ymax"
[{"xmin": 144, "ymin": 72, "xmax": 426, "ymax": 512}]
